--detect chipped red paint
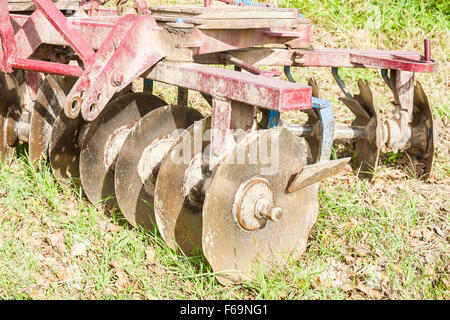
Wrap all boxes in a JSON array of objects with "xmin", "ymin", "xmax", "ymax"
[
  {"xmin": 0, "ymin": 1, "xmax": 15, "ymax": 72},
  {"xmin": 11, "ymin": 57, "xmax": 83, "ymax": 77},
  {"xmin": 0, "ymin": 0, "xmax": 438, "ymax": 133},
  {"xmin": 294, "ymin": 49, "xmax": 438, "ymax": 73},
  {"xmin": 31, "ymin": 0, "xmax": 95, "ymax": 66},
  {"xmin": 210, "ymin": 97, "xmax": 233, "ymax": 168},
  {"xmin": 24, "ymin": 71, "xmax": 43, "ymax": 101},
  {"xmin": 145, "ymin": 62, "xmax": 312, "ymax": 111}
]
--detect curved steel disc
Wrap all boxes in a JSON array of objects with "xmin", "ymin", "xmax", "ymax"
[
  {"xmin": 29, "ymin": 75, "xmax": 76, "ymax": 165},
  {"xmin": 0, "ymin": 73, "xmax": 23, "ymax": 163},
  {"xmin": 407, "ymin": 81, "xmax": 436, "ymax": 180},
  {"xmin": 305, "ymin": 77, "xmax": 322, "ymax": 163},
  {"xmin": 154, "ymin": 117, "xmax": 211, "ymax": 254},
  {"xmin": 48, "ymin": 112, "xmax": 85, "ymax": 185},
  {"xmin": 115, "ymin": 105, "xmax": 203, "ymax": 229},
  {"xmin": 340, "ymin": 80, "xmax": 382, "ymax": 179},
  {"xmin": 80, "ymin": 93, "xmax": 167, "ymax": 211},
  {"xmin": 202, "ymin": 127, "xmax": 319, "ymax": 284}
]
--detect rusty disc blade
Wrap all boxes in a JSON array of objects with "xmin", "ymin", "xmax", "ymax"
[
  {"xmin": 114, "ymin": 105, "xmax": 203, "ymax": 229},
  {"xmin": 48, "ymin": 112, "xmax": 85, "ymax": 185},
  {"xmin": 79, "ymin": 93, "xmax": 167, "ymax": 211},
  {"xmin": 407, "ymin": 81, "xmax": 436, "ymax": 180},
  {"xmin": 202, "ymin": 127, "xmax": 319, "ymax": 285},
  {"xmin": 30, "ymin": 75, "xmax": 76, "ymax": 165},
  {"xmin": 0, "ymin": 73, "xmax": 23, "ymax": 163},
  {"xmin": 339, "ymin": 80, "xmax": 382, "ymax": 179},
  {"xmin": 154, "ymin": 117, "xmax": 211, "ymax": 254}
]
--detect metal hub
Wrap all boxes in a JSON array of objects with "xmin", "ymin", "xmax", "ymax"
[{"xmin": 233, "ymin": 177, "xmax": 282, "ymax": 231}]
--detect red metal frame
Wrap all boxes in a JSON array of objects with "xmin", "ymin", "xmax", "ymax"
[{"xmin": 0, "ymin": 0, "xmax": 439, "ymax": 157}]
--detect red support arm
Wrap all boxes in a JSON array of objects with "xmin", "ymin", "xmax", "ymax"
[
  {"xmin": 31, "ymin": 0, "xmax": 96, "ymax": 66},
  {"xmin": 0, "ymin": 0, "xmax": 16, "ymax": 72}
]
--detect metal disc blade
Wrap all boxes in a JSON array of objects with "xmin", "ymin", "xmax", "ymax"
[
  {"xmin": 407, "ymin": 81, "xmax": 435, "ymax": 179},
  {"xmin": 154, "ymin": 117, "xmax": 211, "ymax": 254},
  {"xmin": 48, "ymin": 112, "xmax": 85, "ymax": 185},
  {"xmin": 0, "ymin": 73, "xmax": 22, "ymax": 163},
  {"xmin": 80, "ymin": 93, "xmax": 167, "ymax": 210},
  {"xmin": 202, "ymin": 127, "xmax": 319, "ymax": 285},
  {"xmin": 353, "ymin": 112, "xmax": 382, "ymax": 179},
  {"xmin": 30, "ymin": 75, "xmax": 76, "ymax": 165},
  {"xmin": 354, "ymin": 79, "xmax": 375, "ymax": 118},
  {"xmin": 339, "ymin": 96, "xmax": 371, "ymax": 121},
  {"xmin": 308, "ymin": 78, "xmax": 321, "ymax": 99},
  {"xmin": 115, "ymin": 105, "xmax": 203, "ymax": 229}
]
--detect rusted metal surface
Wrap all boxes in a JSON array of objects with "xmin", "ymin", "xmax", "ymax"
[
  {"xmin": 48, "ymin": 109, "xmax": 84, "ymax": 184},
  {"xmin": 29, "ymin": 75, "xmax": 73, "ymax": 164},
  {"xmin": 407, "ymin": 82, "xmax": 436, "ymax": 180},
  {"xmin": 31, "ymin": 0, "xmax": 95, "ymax": 65},
  {"xmin": 293, "ymin": 49, "xmax": 438, "ymax": 72},
  {"xmin": 202, "ymin": 127, "xmax": 318, "ymax": 285},
  {"xmin": 79, "ymin": 93, "xmax": 166, "ymax": 211},
  {"xmin": 154, "ymin": 117, "xmax": 211, "ymax": 254},
  {"xmin": 0, "ymin": 2, "xmax": 16, "ymax": 73},
  {"xmin": 64, "ymin": 13, "xmax": 162, "ymax": 121},
  {"xmin": 233, "ymin": 177, "xmax": 283, "ymax": 231},
  {"xmin": 0, "ymin": 72, "xmax": 23, "ymax": 162},
  {"xmin": 115, "ymin": 105, "xmax": 203, "ymax": 229},
  {"xmin": 340, "ymin": 80, "xmax": 384, "ymax": 179},
  {"xmin": 145, "ymin": 62, "xmax": 312, "ymax": 112}
]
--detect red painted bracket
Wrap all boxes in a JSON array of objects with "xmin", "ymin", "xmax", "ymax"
[
  {"xmin": 65, "ymin": 13, "xmax": 164, "ymax": 121},
  {"xmin": 145, "ymin": 62, "xmax": 312, "ymax": 112},
  {"xmin": 0, "ymin": 0, "xmax": 16, "ymax": 73},
  {"xmin": 31, "ymin": 0, "xmax": 95, "ymax": 66}
]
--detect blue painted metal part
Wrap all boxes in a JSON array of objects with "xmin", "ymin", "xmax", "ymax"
[
  {"xmin": 143, "ymin": 79, "xmax": 153, "ymax": 92},
  {"xmin": 284, "ymin": 66, "xmax": 335, "ymax": 161},
  {"xmin": 312, "ymin": 97, "xmax": 335, "ymax": 161},
  {"xmin": 267, "ymin": 110, "xmax": 280, "ymax": 128},
  {"xmin": 175, "ymin": 18, "xmax": 185, "ymax": 23},
  {"xmin": 380, "ymin": 69, "xmax": 392, "ymax": 89},
  {"xmin": 235, "ymin": 0, "xmax": 265, "ymax": 7},
  {"xmin": 283, "ymin": 66, "xmax": 296, "ymax": 83}
]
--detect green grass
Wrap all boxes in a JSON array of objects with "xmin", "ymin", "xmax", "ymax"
[{"xmin": 0, "ymin": 0, "xmax": 448, "ymax": 299}]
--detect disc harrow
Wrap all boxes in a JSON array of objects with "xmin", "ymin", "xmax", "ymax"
[{"xmin": 0, "ymin": 0, "xmax": 439, "ymax": 284}]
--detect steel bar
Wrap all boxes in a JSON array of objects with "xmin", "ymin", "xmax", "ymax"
[
  {"xmin": 0, "ymin": 0, "xmax": 16, "ymax": 72},
  {"xmin": 294, "ymin": 49, "xmax": 437, "ymax": 72},
  {"xmin": 144, "ymin": 62, "xmax": 312, "ymax": 111},
  {"xmin": 11, "ymin": 57, "xmax": 83, "ymax": 77},
  {"xmin": 285, "ymin": 123, "xmax": 366, "ymax": 140}
]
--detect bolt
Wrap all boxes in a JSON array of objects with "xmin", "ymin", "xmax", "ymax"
[{"xmin": 254, "ymin": 198, "xmax": 283, "ymax": 222}]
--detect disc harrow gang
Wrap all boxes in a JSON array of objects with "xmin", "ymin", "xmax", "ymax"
[{"xmin": 0, "ymin": 0, "xmax": 440, "ymax": 284}]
